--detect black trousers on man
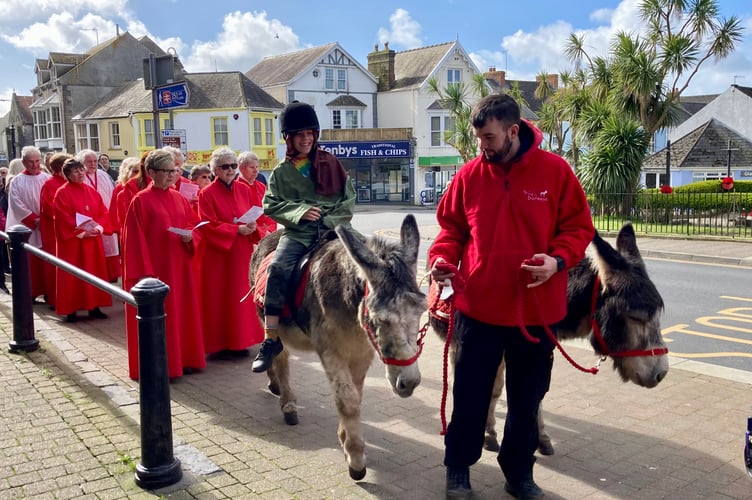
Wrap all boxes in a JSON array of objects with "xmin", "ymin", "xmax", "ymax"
[{"xmin": 443, "ymin": 311, "xmax": 555, "ymax": 483}]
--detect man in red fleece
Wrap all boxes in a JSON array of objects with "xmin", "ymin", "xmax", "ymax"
[{"xmin": 430, "ymin": 93, "xmax": 594, "ymax": 499}]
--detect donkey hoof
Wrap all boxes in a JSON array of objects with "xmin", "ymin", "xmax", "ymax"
[
  {"xmin": 483, "ymin": 435, "xmax": 500, "ymax": 452},
  {"xmin": 349, "ymin": 466, "xmax": 366, "ymax": 481},
  {"xmin": 284, "ymin": 411, "xmax": 299, "ymax": 426},
  {"xmin": 537, "ymin": 440, "xmax": 555, "ymax": 456},
  {"xmin": 268, "ymin": 381, "xmax": 280, "ymax": 396}
]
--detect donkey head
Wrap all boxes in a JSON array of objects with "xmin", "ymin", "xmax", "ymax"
[
  {"xmin": 336, "ymin": 214, "xmax": 427, "ymax": 397},
  {"xmin": 589, "ymin": 223, "xmax": 668, "ymax": 388}
]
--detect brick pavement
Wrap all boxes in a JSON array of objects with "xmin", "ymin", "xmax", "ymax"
[{"xmin": 1, "ymin": 227, "xmax": 752, "ymax": 499}]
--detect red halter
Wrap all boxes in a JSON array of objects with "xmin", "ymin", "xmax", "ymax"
[
  {"xmin": 361, "ymin": 282, "xmax": 426, "ymax": 367},
  {"xmin": 589, "ymin": 274, "xmax": 669, "ymax": 358}
]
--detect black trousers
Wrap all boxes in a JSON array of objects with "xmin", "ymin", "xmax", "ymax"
[{"xmin": 444, "ymin": 311, "xmax": 555, "ymax": 483}]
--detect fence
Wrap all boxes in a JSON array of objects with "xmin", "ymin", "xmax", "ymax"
[
  {"xmin": 589, "ymin": 191, "xmax": 752, "ymax": 239},
  {"xmin": 2, "ymin": 224, "xmax": 182, "ymax": 490}
]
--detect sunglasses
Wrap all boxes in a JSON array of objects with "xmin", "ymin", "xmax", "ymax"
[{"xmin": 217, "ymin": 163, "xmax": 237, "ymax": 171}]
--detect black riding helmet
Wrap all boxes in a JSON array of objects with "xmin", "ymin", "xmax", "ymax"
[{"xmin": 279, "ymin": 101, "xmax": 320, "ymax": 137}]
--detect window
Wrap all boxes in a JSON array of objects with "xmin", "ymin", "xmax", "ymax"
[
  {"xmin": 76, "ymin": 122, "xmax": 99, "ymax": 151},
  {"xmin": 265, "ymin": 118, "xmax": 273, "ymax": 145},
  {"xmin": 324, "ymin": 68, "xmax": 347, "ymax": 91},
  {"xmin": 49, "ymin": 107, "xmax": 61, "ymax": 139},
  {"xmin": 213, "ymin": 117, "xmax": 229, "ymax": 146},
  {"xmin": 143, "ymin": 119, "xmax": 154, "ymax": 147},
  {"xmin": 332, "ymin": 110, "xmax": 360, "ymax": 130},
  {"xmin": 325, "ymin": 68, "xmax": 334, "ymax": 90},
  {"xmin": 109, "ymin": 122, "xmax": 121, "ymax": 148},
  {"xmin": 448, "ymin": 68, "xmax": 461, "ymax": 87},
  {"xmin": 430, "ymin": 114, "xmax": 455, "ymax": 146},
  {"xmin": 34, "ymin": 110, "xmax": 48, "ymax": 140},
  {"xmin": 253, "ymin": 117, "xmax": 262, "ymax": 145},
  {"xmin": 162, "ymin": 118, "xmax": 172, "ymax": 131}
]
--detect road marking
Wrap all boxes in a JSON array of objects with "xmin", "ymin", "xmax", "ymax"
[{"xmin": 663, "ymin": 323, "xmax": 752, "ymax": 345}]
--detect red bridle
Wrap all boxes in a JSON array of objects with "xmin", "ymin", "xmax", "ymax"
[
  {"xmin": 361, "ymin": 282, "xmax": 426, "ymax": 367},
  {"xmin": 588, "ymin": 274, "xmax": 669, "ymax": 359}
]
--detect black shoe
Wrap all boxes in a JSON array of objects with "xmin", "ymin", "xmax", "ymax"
[
  {"xmin": 64, "ymin": 313, "xmax": 78, "ymax": 323},
  {"xmin": 252, "ymin": 338, "xmax": 283, "ymax": 373},
  {"xmin": 445, "ymin": 466, "xmax": 471, "ymax": 499},
  {"xmin": 504, "ymin": 479, "xmax": 544, "ymax": 499},
  {"xmin": 88, "ymin": 308, "xmax": 108, "ymax": 319}
]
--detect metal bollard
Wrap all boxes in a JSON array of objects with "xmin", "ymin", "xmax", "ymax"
[
  {"xmin": 7, "ymin": 225, "xmax": 37, "ymax": 353},
  {"xmin": 131, "ymin": 278, "xmax": 182, "ymax": 489}
]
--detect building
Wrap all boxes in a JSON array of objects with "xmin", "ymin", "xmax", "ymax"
[
  {"xmin": 0, "ymin": 93, "xmax": 33, "ymax": 165},
  {"xmin": 72, "ymin": 72, "xmax": 283, "ymax": 168},
  {"xmin": 369, "ymin": 41, "xmax": 484, "ymax": 204},
  {"xmin": 247, "ymin": 42, "xmax": 417, "ymax": 203},
  {"xmin": 30, "ymin": 31, "xmax": 178, "ymax": 154},
  {"xmin": 643, "ymin": 85, "xmax": 752, "ymax": 187}
]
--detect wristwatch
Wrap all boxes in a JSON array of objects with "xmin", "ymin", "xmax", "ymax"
[{"xmin": 554, "ymin": 256, "xmax": 566, "ymax": 272}]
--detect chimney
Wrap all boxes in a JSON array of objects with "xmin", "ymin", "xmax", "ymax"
[
  {"xmin": 367, "ymin": 42, "xmax": 396, "ymax": 92},
  {"xmin": 546, "ymin": 73, "xmax": 558, "ymax": 90},
  {"xmin": 484, "ymin": 68, "xmax": 506, "ymax": 87}
]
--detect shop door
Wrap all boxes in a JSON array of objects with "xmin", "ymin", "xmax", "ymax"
[{"xmin": 356, "ymin": 167, "xmax": 372, "ymax": 203}]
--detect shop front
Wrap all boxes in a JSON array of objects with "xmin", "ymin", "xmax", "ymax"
[{"xmin": 319, "ymin": 140, "xmax": 413, "ymax": 204}]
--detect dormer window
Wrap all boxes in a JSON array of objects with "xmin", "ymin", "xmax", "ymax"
[{"xmin": 448, "ymin": 68, "xmax": 461, "ymax": 88}]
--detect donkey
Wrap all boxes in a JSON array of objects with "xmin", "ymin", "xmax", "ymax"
[
  {"xmin": 430, "ymin": 223, "xmax": 668, "ymax": 454},
  {"xmin": 249, "ymin": 214, "xmax": 427, "ymax": 480}
]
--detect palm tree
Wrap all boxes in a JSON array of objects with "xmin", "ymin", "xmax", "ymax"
[{"xmin": 427, "ymin": 73, "xmax": 490, "ymax": 163}]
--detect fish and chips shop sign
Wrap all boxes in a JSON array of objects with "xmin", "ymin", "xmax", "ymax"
[{"xmin": 319, "ymin": 140, "xmax": 411, "ymax": 159}]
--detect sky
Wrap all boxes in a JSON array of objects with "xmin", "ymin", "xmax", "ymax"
[{"xmin": 1, "ymin": 0, "xmax": 751, "ymax": 117}]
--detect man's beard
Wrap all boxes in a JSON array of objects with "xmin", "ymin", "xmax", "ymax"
[{"xmin": 483, "ymin": 140, "xmax": 512, "ymax": 164}]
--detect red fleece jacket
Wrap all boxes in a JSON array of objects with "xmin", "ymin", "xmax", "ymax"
[{"xmin": 429, "ymin": 120, "xmax": 594, "ymax": 327}]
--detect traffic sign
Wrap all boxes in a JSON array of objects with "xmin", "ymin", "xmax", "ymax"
[{"xmin": 155, "ymin": 82, "xmax": 190, "ymax": 110}]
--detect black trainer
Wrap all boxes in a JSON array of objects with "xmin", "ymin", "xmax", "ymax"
[
  {"xmin": 88, "ymin": 307, "xmax": 108, "ymax": 319},
  {"xmin": 252, "ymin": 338, "xmax": 283, "ymax": 373},
  {"xmin": 445, "ymin": 466, "xmax": 471, "ymax": 499},
  {"xmin": 504, "ymin": 478, "xmax": 544, "ymax": 499}
]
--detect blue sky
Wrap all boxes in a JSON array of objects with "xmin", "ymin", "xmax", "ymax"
[{"xmin": 1, "ymin": 0, "xmax": 751, "ymax": 116}]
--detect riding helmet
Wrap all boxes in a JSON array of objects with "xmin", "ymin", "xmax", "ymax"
[{"xmin": 279, "ymin": 101, "xmax": 320, "ymax": 136}]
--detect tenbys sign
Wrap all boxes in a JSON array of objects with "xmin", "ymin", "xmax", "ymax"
[{"xmin": 319, "ymin": 141, "xmax": 411, "ymax": 159}]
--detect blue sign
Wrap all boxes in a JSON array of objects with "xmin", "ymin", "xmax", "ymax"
[
  {"xmin": 319, "ymin": 140, "xmax": 411, "ymax": 159},
  {"xmin": 155, "ymin": 81, "xmax": 190, "ymax": 110}
]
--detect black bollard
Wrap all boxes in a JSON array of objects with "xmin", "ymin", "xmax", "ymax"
[
  {"xmin": 131, "ymin": 278, "xmax": 182, "ymax": 489},
  {"xmin": 7, "ymin": 225, "xmax": 37, "ymax": 353}
]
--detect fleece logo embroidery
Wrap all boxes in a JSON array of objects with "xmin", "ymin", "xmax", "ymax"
[{"xmin": 524, "ymin": 189, "xmax": 548, "ymax": 202}]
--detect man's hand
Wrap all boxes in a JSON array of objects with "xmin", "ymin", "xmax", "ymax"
[
  {"xmin": 520, "ymin": 254, "xmax": 557, "ymax": 288},
  {"xmin": 430, "ymin": 257, "xmax": 455, "ymax": 283}
]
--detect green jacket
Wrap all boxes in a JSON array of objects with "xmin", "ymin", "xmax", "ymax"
[{"xmin": 263, "ymin": 158, "xmax": 356, "ymax": 245}]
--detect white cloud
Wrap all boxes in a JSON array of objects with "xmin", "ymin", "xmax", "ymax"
[
  {"xmin": 377, "ymin": 9, "xmax": 423, "ymax": 50},
  {"xmin": 183, "ymin": 11, "xmax": 298, "ymax": 73},
  {"xmin": 590, "ymin": 8, "xmax": 614, "ymax": 24},
  {"xmin": 0, "ymin": 0, "xmax": 128, "ymax": 24}
]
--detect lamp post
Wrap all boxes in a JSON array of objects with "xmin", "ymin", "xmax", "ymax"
[{"xmin": 723, "ymin": 139, "xmax": 739, "ymax": 178}]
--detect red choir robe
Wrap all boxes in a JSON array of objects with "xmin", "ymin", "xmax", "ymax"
[
  {"xmin": 195, "ymin": 179, "xmax": 267, "ymax": 354},
  {"xmin": 236, "ymin": 177, "xmax": 278, "ymax": 233},
  {"xmin": 122, "ymin": 184, "xmax": 205, "ymax": 380},
  {"xmin": 52, "ymin": 181, "xmax": 113, "ymax": 315},
  {"xmin": 39, "ymin": 174, "xmax": 66, "ymax": 306},
  {"xmin": 84, "ymin": 169, "xmax": 119, "ymax": 282},
  {"xmin": 109, "ymin": 182, "xmax": 125, "ymax": 234}
]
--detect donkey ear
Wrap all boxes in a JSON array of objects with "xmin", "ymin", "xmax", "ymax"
[
  {"xmin": 590, "ymin": 230, "xmax": 630, "ymax": 285},
  {"xmin": 336, "ymin": 225, "xmax": 380, "ymax": 273},
  {"xmin": 400, "ymin": 214, "xmax": 420, "ymax": 263},
  {"xmin": 615, "ymin": 222, "xmax": 641, "ymax": 259}
]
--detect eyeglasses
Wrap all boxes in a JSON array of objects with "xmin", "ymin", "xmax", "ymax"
[
  {"xmin": 217, "ymin": 163, "xmax": 237, "ymax": 171},
  {"xmin": 199, "ymin": 175, "xmax": 211, "ymax": 179},
  {"xmin": 151, "ymin": 168, "xmax": 181, "ymax": 175}
]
